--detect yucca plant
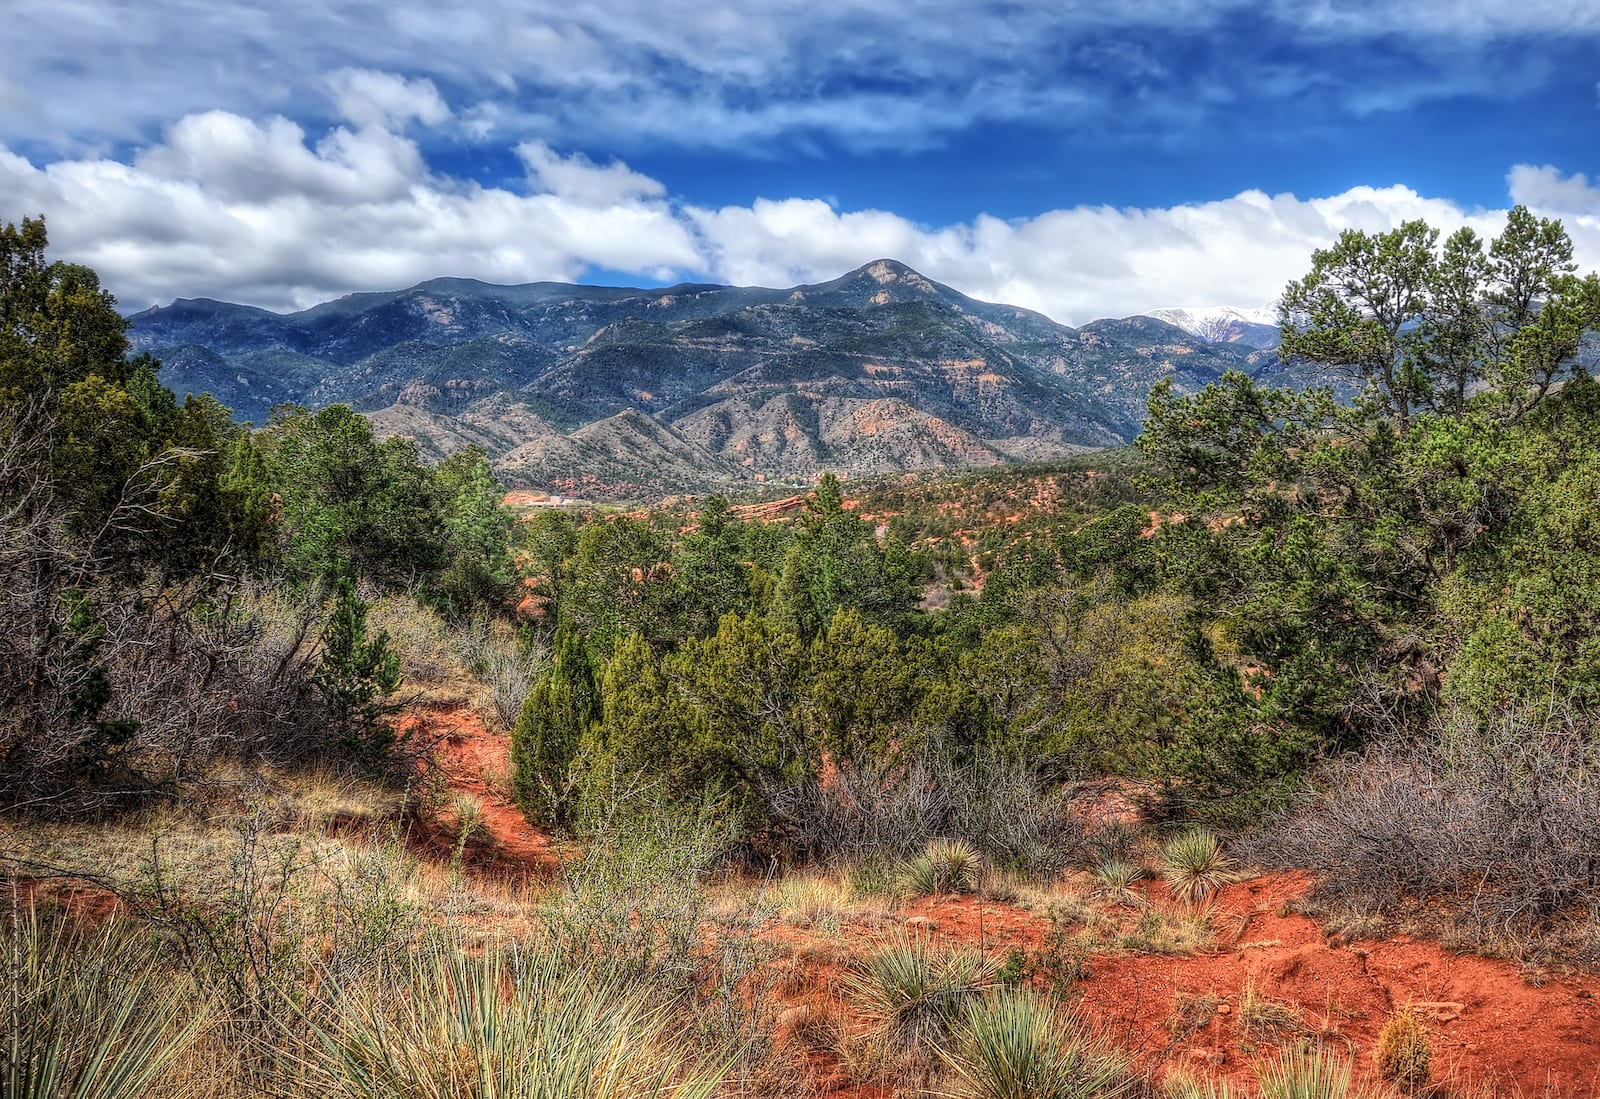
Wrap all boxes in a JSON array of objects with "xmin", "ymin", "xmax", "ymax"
[
  {"xmin": 942, "ymin": 988, "xmax": 1129, "ymax": 1099},
  {"xmin": 1160, "ymin": 828, "xmax": 1234, "ymax": 903},
  {"xmin": 900, "ymin": 838, "xmax": 981, "ymax": 896},
  {"xmin": 287, "ymin": 940, "xmax": 728, "ymax": 1099},
  {"xmin": 2, "ymin": 908, "xmax": 206, "ymax": 1099},
  {"xmin": 1166, "ymin": 1072, "xmax": 1243, "ymax": 1099},
  {"xmin": 842, "ymin": 932, "xmax": 995, "ymax": 1051},
  {"xmin": 1091, "ymin": 859, "xmax": 1146, "ymax": 904},
  {"xmin": 1257, "ymin": 1046, "xmax": 1356, "ymax": 1099}
]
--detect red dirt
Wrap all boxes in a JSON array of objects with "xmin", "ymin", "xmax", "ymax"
[
  {"xmin": 403, "ymin": 710, "xmax": 1600, "ymax": 1096},
  {"xmin": 782, "ymin": 875, "xmax": 1600, "ymax": 1096},
  {"xmin": 397, "ymin": 704, "xmax": 560, "ymax": 876}
]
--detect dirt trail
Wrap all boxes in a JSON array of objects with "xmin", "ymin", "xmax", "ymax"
[{"xmin": 397, "ymin": 703, "xmax": 560, "ymax": 875}]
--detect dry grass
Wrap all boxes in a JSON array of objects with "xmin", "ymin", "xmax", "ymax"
[
  {"xmin": 1374, "ymin": 1007, "xmax": 1432, "ymax": 1089},
  {"xmin": 1166, "ymin": 990, "xmax": 1221, "ymax": 1042},
  {"xmin": 1237, "ymin": 978, "xmax": 1309, "ymax": 1039},
  {"xmin": 769, "ymin": 869, "xmax": 860, "ymax": 929},
  {"xmin": 365, "ymin": 595, "xmax": 476, "ymax": 703}
]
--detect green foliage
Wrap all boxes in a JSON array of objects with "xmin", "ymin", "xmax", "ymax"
[
  {"xmin": 511, "ymin": 628, "xmax": 600, "ymax": 828},
  {"xmin": 672, "ymin": 494, "xmax": 753, "ymax": 636},
  {"xmin": 431, "ymin": 446, "xmax": 515, "ymax": 615},
  {"xmin": 581, "ymin": 631, "xmax": 702, "ymax": 807},
  {"xmin": 942, "ymin": 989, "xmax": 1130, "ymax": 1099},
  {"xmin": 1130, "ymin": 205, "xmax": 1600, "ymax": 804},
  {"xmin": 558, "ymin": 516, "xmax": 676, "ymax": 657},
  {"xmin": 806, "ymin": 608, "xmax": 920, "ymax": 765},
  {"xmin": 1, "ymin": 909, "xmax": 207, "ymax": 1099},
  {"xmin": 771, "ymin": 472, "xmax": 922, "ymax": 639},
  {"xmin": 314, "ymin": 582, "xmax": 403, "ymax": 768},
  {"xmin": 666, "ymin": 612, "xmax": 813, "ymax": 811},
  {"xmin": 264, "ymin": 405, "xmax": 447, "ymax": 592}
]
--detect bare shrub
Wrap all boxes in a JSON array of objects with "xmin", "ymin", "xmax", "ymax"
[
  {"xmin": 765, "ymin": 746, "xmax": 1088, "ymax": 873},
  {"xmin": 461, "ymin": 616, "xmax": 548, "ymax": 731},
  {"xmin": 1249, "ymin": 709, "xmax": 1600, "ymax": 958}
]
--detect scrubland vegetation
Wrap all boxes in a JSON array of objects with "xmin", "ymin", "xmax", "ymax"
[{"xmin": 6, "ymin": 204, "xmax": 1600, "ymax": 1097}]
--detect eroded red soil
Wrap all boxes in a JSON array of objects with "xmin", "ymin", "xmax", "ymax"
[
  {"xmin": 398, "ymin": 704, "xmax": 560, "ymax": 876},
  {"xmin": 410, "ymin": 709, "xmax": 1600, "ymax": 1094}
]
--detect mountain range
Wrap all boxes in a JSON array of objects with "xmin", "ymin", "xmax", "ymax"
[{"xmin": 127, "ymin": 260, "xmax": 1287, "ymax": 500}]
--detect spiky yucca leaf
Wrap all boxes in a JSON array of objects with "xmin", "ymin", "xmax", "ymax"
[
  {"xmin": 942, "ymin": 989, "xmax": 1129, "ymax": 1099},
  {"xmin": 1165, "ymin": 1072, "xmax": 1244, "ymax": 1099},
  {"xmin": 1257, "ymin": 1047, "xmax": 1356, "ymax": 1099},
  {"xmin": 900, "ymin": 838, "xmax": 980, "ymax": 896},
  {"xmin": 288, "ymin": 940, "xmax": 727, "ymax": 1099},
  {"xmin": 842, "ymin": 932, "xmax": 995, "ymax": 1051},
  {"xmin": 1092, "ymin": 859, "xmax": 1146, "ymax": 904},
  {"xmin": 2, "ymin": 908, "xmax": 206, "ymax": 1099},
  {"xmin": 1160, "ymin": 829, "xmax": 1234, "ymax": 903}
]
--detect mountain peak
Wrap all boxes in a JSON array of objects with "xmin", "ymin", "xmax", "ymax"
[
  {"xmin": 795, "ymin": 258, "xmax": 953, "ymax": 308},
  {"xmin": 1144, "ymin": 305, "xmax": 1279, "ymax": 349}
]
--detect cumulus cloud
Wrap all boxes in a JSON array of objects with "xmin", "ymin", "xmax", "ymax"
[
  {"xmin": 1508, "ymin": 164, "xmax": 1600, "ymax": 214},
  {"xmin": 5, "ymin": 102, "xmax": 1600, "ymax": 323},
  {"xmin": 0, "ymin": 110, "xmax": 698, "ymax": 311},
  {"xmin": 685, "ymin": 186, "xmax": 1544, "ymax": 322},
  {"xmin": 516, "ymin": 141, "xmax": 665, "ymax": 207},
  {"xmin": 326, "ymin": 69, "xmax": 452, "ymax": 129}
]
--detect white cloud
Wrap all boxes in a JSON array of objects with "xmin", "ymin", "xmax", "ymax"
[
  {"xmin": 0, "ymin": 110, "xmax": 698, "ymax": 311},
  {"xmin": 1508, "ymin": 164, "xmax": 1600, "ymax": 214},
  {"xmin": 5, "ymin": 102, "xmax": 1600, "ymax": 323},
  {"xmin": 326, "ymin": 69, "xmax": 452, "ymax": 129},
  {"xmin": 5, "ymin": 1, "xmax": 1596, "ymax": 155},
  {"xmin": 516, "ymin": 141, "xmax": 665, "ymax": 207},
  {"xmin": 685, "ymin": 185, "xmax": 1545, "ymax": 323}
]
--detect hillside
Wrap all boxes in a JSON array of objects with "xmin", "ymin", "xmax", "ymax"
[{"xmin": 129, "ymin": 259, "xmax": 1284, "ymax": 499}]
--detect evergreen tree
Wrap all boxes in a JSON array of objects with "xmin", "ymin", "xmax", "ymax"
[
  {"xmin": 313, "ymin": 581, "xmax": 403, "ymax": 770},
  {"xmin": 510, "ymin": 628, "xmax": 598, "ymax": 828}
]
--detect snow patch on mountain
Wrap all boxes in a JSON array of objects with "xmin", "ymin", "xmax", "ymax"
[{"xmin": 1146, "ymin": 306, "xmax": 1280, "ymax": 349}]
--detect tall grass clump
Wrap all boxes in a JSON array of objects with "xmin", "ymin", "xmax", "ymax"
[
  {"xmin": 539, "ymin": 796, "xmax": 731, "ymax": 986},
  {"xmin": 2, "ymin": 908, "xmax": 206, "ymax": 1099},
  {"xmin": 288, "ymin": 940, "xmax": 727, "ymax": 1099},
  {"xmin": 843, "ymin": 932, "xmax": 996, "ymax": 1052},
  {"xmin": 942, "ymin": 988, "xmax": 1129, "ymax": 1099},
  {"xmin": 1257, "ymin": 1047, "xmax": 1357, "ymax": 1099},
  {"xmin": 765, "ymin": 748, "xmax": 1088, "ymax": 874},
  {"xmin": 900, "ymin": 838, "xmax": 980, "ymax": 896},
  {"xmin": 1165, "ymin": 1074, "xmax": 1242, "ymax": 1099},
  {"xmin": 1160, "ymin": 828, "xmax": 1233, "ymax": 903}
]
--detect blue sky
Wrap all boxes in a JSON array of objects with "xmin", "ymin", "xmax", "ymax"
[{"xmin": 3, "ymin": 1, "xmax": 1599, "ymax": 323}]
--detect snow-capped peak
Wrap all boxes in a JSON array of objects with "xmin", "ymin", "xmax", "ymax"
[{"xmin": 1145, "ymin": 306, "xmax": 1280, "ymax": 349}]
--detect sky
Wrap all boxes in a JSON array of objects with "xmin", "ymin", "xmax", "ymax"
[{"xmin": 3, "ymin": 0, "xmax": 1600, "ymax": 325}]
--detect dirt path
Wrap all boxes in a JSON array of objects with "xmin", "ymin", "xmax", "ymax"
[{"xmin": 398, "ymin": 703, "xmax": 560, "ymax": 875}]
